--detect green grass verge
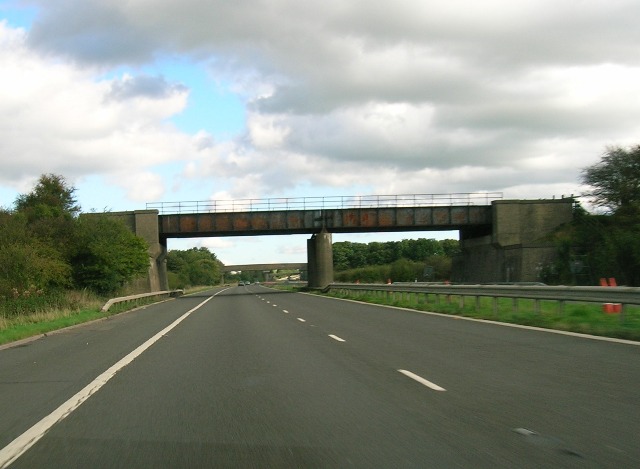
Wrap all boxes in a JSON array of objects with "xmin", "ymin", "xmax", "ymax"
[
  {"xmin": 0, "ymin": 293, "xmax": 181, "ymax": 347},
  {"xmin": 0, "ymin": 308, "xmax": 108, "ymax": 346},
  {"xmin": 0, "ymin": 285, "xmax": 224, "ymax": 347},
  {"xmin": 316, "ymin": 289, "xmax": 640, "ymax": 342}
]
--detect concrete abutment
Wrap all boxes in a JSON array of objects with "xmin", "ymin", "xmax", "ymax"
[
  {"xmin": 452, "ymin": 199, "xmax": 573, "ymax": 283},
  {"xmin": 109, "ymin": 210, "xmax": 168, "ymax": 292}
]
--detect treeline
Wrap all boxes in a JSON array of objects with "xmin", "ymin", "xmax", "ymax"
[
  {"xmin": 545, "ymin": 205, "xmax": 640, "ymax": 286},
  {"xmin": 546, "ymin": 145, "xmax": 640, "ymax": 286},
  {"xmin": 0, "ymin": 174, "xmax": 149, "ymax": 316},
  {"xmin": 333, "ymin": 238, "xmax": 459, "ymax": 283},
  {"xmin": 166, "ymin": 248, "xmax": 223, "ymax": 289}
]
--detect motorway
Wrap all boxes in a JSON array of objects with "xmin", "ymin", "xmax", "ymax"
[{"xmin": 0, "ymin": 285, "xmax": 639, "ymax": 468}]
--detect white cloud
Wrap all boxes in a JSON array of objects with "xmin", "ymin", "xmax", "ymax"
[
  {"xmin": 247, "ymin": 112, "xmax": 290, "ymax": 149},
  {"xmin": 0, "ymin": 21, "xmax": 196, "ymax": 200},
  {"xmin": 108, "ymin": 171, "xmax": 165, "ymax": 202},
  {"xmin": 5, "ymin": 0, "xmax": 640, "ymax": 208}
]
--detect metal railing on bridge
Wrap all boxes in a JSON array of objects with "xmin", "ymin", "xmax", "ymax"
[{"xmin": 146, "ymin": 192, "xmax": 503, "ymax": 214}]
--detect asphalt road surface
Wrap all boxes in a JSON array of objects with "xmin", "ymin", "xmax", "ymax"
[{"xmin": 1, "ymin": 285, "xmax": 638, "ymax": 468}]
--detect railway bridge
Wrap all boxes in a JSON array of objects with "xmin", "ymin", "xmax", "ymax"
[{"xmin": 109, "ymin": 193, "xmax": 574, "ymax": 291}]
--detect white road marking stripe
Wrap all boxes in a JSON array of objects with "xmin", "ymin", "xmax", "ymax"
[
  {"xmin": 329, "ymin": 334, "xmax": 345, "ymax": 342},
  {"xmin": 272, "ymin": 304, "xmax": 277, "ymax": 307},
  {"xmin": 0, "ymin": 291, "xmax": 225, "ymax": 469},
  {"xmin": 297, "ymin": 318, "xmax": 306, "ymax": 322},
  {"xmin": 283, "ymin": 310, "xmax": 289, "ymax": 314},
  {"xmin": 398, "ymin": 369, "xmax": 446, "ymax": 392}
]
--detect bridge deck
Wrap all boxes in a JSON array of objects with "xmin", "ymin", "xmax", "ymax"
[
  {"xmin": 222, "ymin": 263, "xmax": 307, "ymax": 272},
  {"xmin": 159, "ymin": 205, "xmax": 492, "ymax": 238}
]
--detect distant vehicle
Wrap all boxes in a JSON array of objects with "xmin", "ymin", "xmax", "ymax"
[{"xmin": 238, "ymin": 281, "xmax": 245, "ymax": 286}]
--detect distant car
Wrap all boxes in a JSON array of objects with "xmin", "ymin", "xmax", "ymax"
[{"xmin": 238, "ymin": 281, "xmax": 245, "ymax": 286}]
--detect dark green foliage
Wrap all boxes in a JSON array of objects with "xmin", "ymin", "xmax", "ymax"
[
  {"xmin": 582, "ymin": 145, "xmax": 640, "ymax": 212},
  {"xmin": 424, "ymin": 255, "xmax": 453, "ymax": 280},
  {"xmin": 439, "ymin": 239, "xmax": 461, "ymax": 257},
  {"xmin": 14, "ymin": 174, "xmax": 80, "ymax": 258},
  {"xmin": 166, "ymin": 247, "xmax": 222, "ymax": 288},
  {"xmin": 14, "ymin": 174, "xmax": 80, "ymax": 219},
  {"xmin": 1, "ymin": 174, "xmax": 152, "ymax": 305},
  {"xmin": 71, "ymin": 215, "xmax": 149, "ymax": 294},
  {"xmin": 0, "ymin": 287, "xmax": 67, "ymax": 318},
  {"xmin": 335, "ymin": 257, "xmax": 452, "ymax": 283},
  {"xmin": 542, "ymin": 145, "xmax": 640, "ymax": 286},
  {"xmin": 0, "ymin": 209, "xmax": 72, "ymax": 298},
  {"xmin": 333, "ymin": 238, "xmax": 458, "ymax": 272},
  {"xmin": 333, "ymin": 238, "xmax": 457, "ymax": 283},
  {"xmin": 546, "ymin": 203, "xmax": 640, "ymax": 286}
]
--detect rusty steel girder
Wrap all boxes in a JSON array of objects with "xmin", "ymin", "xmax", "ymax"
[{"xmin": 158, "ymin": 205, "xmax": 492, "ymax": 238}]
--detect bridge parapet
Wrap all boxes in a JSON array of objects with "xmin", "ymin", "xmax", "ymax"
[{"xmin": 147, "ymin": 192, "xmax": 502, "ymax": 214}]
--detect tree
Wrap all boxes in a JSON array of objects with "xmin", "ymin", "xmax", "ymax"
[
  {"xmin": 581, "ymin": 145, "xmax": 640, "ymax": 213},
  {"xmin": 15, "ymin": 174, "xmax": 80, "ymax": 219},
  {"xmin": 0, "ymin": 209, "xmax": 71, "ymax": 297},
  {"xmin": 166, "ymin": 247, "xmax": 222, "ymax": 288},
  {"xmin": 71, "ymin": 215, "xmax": 149, "ymax": 294},
  {"xmin": 439, "ymin": 239, "xmax": 461, "ymax": 257},
  {"xmin": 14, "ymin": 174, "xmax": 80, "ymax": 257}
]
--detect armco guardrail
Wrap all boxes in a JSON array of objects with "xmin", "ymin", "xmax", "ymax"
[
  {"xmin": 327, "ymin": 283, "xmax": 640, "ymax": 317},
  {"xmin": 101, "ymin": 290, "xmax": 183, "ymax": 312}
]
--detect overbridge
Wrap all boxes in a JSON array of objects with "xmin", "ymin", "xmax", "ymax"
[
  {"xmin": 110, "ymin": 193, "xmax": 574, "ymax": 291},
  {"xmin": 222, "ymin": 263, "xmax": 307, "ymax": 272}
]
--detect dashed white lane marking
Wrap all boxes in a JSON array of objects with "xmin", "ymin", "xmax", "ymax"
[
  {"xmin": 283, "ymin": 310, "xmax": 289, "ymax": 314},
  {"xmin": 329, "ymin": 334, "xmax": 345, "ymax": 342},
  {"xmin": 398, "ymin": 369, "xmax": 446, "ymax": 392},
  {"xmin": 272, "ymin": 304, "xmax": 278, "ymax": 307},
  {"xmin": 0, "ymin": 290, "xmax": 227, "ymax": 469},
  {"xmin": 297, "ymin": 318, "xmax": 306, "ymax": 322}
]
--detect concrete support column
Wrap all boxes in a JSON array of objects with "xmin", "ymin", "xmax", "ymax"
[
  {"xmin": 307, "ymin": 237, "xmax": 318, "ymax": 287},
  {"xmin": 307, "ymin": 229, "xmax": 333, "ymax": 288}
]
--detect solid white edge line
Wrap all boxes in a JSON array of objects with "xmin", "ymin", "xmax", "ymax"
[
  {"xmin": 398, "ymin": 369, "xmax": 446, "ymax": 392},
  {"xmin": 328, "ymin": 334, "xmax": 345, "ymax": 342},
  {"xmin": 297, "ymin": 318, "xmax": 306, "ymax": 322},
  {"xmin": 0, "ymin": 289, "xmax": 227, "ymax": 469}
]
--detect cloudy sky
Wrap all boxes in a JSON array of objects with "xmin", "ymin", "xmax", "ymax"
[{"xmin": 1, "ymin": 0, "xmax": 639, "ymax": 264}]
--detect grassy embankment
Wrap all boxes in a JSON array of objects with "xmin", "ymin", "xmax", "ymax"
[
  {"xmin": 0, "ymin": 286, "xmax": 212, "ymax": 346},
  {"xmin": 293, "ymin": 286, "xmax": 640, "ymax": 341}
]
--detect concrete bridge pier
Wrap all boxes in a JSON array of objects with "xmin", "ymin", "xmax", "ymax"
[{"xmin": 307, "ymin": 229, "xmax": 334, "ymax": 288}]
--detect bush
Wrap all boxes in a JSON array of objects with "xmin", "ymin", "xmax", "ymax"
[{"xmin": 71, "ymin": 215, "xmax": 149, "ymax": 294}]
